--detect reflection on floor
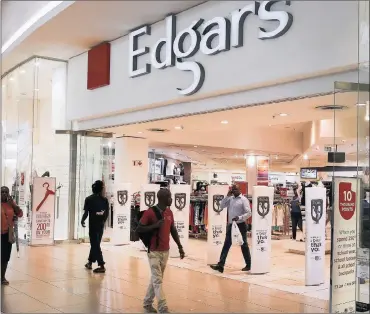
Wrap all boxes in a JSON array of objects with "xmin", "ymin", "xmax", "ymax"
[{"xmin": 1, "ymin": 242, "xmax": 329, "ymax": 313}]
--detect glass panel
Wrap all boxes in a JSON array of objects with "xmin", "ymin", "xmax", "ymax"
[{"xmin": 74, "ymin": 135, "xmax": 112, "ymax": 241}]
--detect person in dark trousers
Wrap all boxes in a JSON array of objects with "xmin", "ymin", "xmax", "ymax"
[
  {"xmin": 210, "ymin": 184, "xmax": 252, "ymax": 274},
  {"xmin": 290, "ymin": 189, "xmax": 303, "ymax": 241},
  {"xmin": 81, "ymin": 180, "xmax": 109, "ymax": 273},
  {"xmin": 1, "ymin": 186, "xmax": 23, "ymax": 285},
  {"xmin": 137, "ymin": 188, "xmax": 185, "ymax": 313}
]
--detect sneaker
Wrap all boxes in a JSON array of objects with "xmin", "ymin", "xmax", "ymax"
[
  {"xmin": 143, "ymin": 305, "xmax": 158, "ymax": 313},
  {"xmin": 1, "ymin": 279, "xmax": 9, "ymax": 285},
  {"xmin": 242, "ymin": 266, "xmax": 251, "ymax": 272},
  {"xmin": 210, "ymin": 264, "xmax": 224, "ymax": 273},
  {"xmin": 85, "ymin": 263, "xmax": 92, "ymax": 270},
  {"xmin": 93, "ymin": 266, "xmax": 106, "ymax": 273}
]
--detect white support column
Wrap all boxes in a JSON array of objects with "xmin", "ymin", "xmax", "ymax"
[
  {"xmin": 246, "ymin": 156, "xmax": 257, "ymax": 194},
  {"xmin": 114, "ymin": 137, "xmax": 149, "ymax": 194}
]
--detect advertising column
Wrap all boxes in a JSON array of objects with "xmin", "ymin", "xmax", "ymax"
[
  {"xmin": 251, "ymin": 185, "xmax": 274, "ymax": 274},
  {"xmin": 207, "ymin": 185, "xmax": 229, "ymax": 265},
  {"xmin": 112, "ymin": 183, "xmax": 132, "ymax": 245},
  {"xmin": 140, "ymin": 184, "xmax": 160, "ymax": 211},
  {"xmin": 305, "ymin": 187, "xmax": 326, "ymax": 286},
  {"xmin": 330, "ymin": 177, "xmax": 359, "ymax": 313},
  {"xmin": 31, "ymin": 177, "xmax": 56, "ymax": 246},
  {"xmin": 170, "ymin": 185, "xmax": 190, "ymax": 257}
]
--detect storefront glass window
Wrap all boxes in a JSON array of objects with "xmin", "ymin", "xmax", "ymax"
[{"xmin": 1, "ymin": 57, "xmax": 69, "ymax": 242}]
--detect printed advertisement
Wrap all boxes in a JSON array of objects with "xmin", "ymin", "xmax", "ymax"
[
  {"xmin": 251, "ymin": 186, "xmax": 274, "ymax": 274},
  {"xmin": 31, "ymin": 177, "xmax": 56, "ymax": 246},
  {"xmin": 207, "ymin": 185, "xmax": 228, "ymax": 265},
  {"xmin": 305, "ymin": 187, "xmax": 326, "ymax": 286},
  {"xmin": 330, "ymin": 178, "xmax": 359, "ymax": 314},
  {"xmin": 18, "ymin": 172, "xmax": 26, "ymax": 207},
  {"xmin": 257, "ymin": 158, "xmax": 269, "ymax": 185},
  {"xmin": 113, "ymin": 183, "xmax": 132, "ymax": 245},
  {"xmin": 170, "ymin": 185, "xmax": 190, "ymax": 257}
]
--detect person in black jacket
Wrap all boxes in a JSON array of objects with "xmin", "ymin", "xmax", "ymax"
[{"xmin": 81, "ymin": 180, "xmax": 109, "ymax": 273}]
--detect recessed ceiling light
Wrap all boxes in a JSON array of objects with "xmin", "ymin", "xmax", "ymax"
[
  {"xmin": 138, "ymin": 131, "xmax": 143, "ymax": 134},
  {"xmin": 357, "ymin": 103, "xmax": 366, "ymax": 106},
  {"xmin": 221, "ymin": 120, "xmax": 228, "ymax": 124},
  {"xmin": 174, "ymin": 126, "xmax": 183, "ymax": 130},
  {"xmin": 194, "ymin": 145, "xmax": 198, "ymax": 148},
  {"xmin": 19, "ymin": 69, "xmax": 26, "ymax": 74},
  {"xmin": 268, "ymin": 124, "xmax": 272, "ymax": 127},
  {"xmin": 279, "ymin": 113, "xmax": 288, "ymax": 117},
  {"xmin": 303, "ymin": 154, "xmax": 308, "ymax": 160},
  {"xmin": 9, "ymin": 77, "xmax": 14, "ymax": 81}
]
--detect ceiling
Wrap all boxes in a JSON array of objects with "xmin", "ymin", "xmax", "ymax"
[
  {"xmin": 2, "ymin": 1, "xmax": 205, "ymax": 75},
  {"xmin": 102, "ymin": 92, "xmax": 369, "ymax": 171}
]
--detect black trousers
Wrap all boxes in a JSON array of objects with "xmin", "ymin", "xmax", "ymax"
[
  {"xmin": 1, "ymin": 233, "xmax": 12, "ymax": 263},
  {"xmin": 88, "ymin": 227, "xmax": 105, "ymax": 266},
  {"xmin": 219, "ymin": 222, "xmax": 251, "ymax": 267},
  {"xmin": 291, "ymin": 212, "xmax": 303, "ymax": 240}
]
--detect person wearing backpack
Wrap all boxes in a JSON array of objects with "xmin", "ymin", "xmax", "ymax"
[
  {"xmin": 81, "ymin": 180, "xmax": 109, "ymax": 273},
  {"xmin": 137, "ymin": 188, "xmax": 185, "ymax": 313}
]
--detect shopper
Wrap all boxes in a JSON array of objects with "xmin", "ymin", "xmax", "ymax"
[
  {"xmin": 290, "ymin": 189, "xmax": 303, "ymax": 241},
  {"xmin": 137, "ymin": 188, "xmax": 185, "ymax": 313},
  {"xmin": 210, "ymin": 184, "xmax": 251, "ymax": 274},
  {"xmin": 1, "ymin": 186, "xmax": 23, "ymax": 285},
  {"xmin": 81, "ymin": 180, "xmax": 109, "ymax": 273}
]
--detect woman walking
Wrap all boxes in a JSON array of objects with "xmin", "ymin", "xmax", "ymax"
[{"xmin": 1, "ymin": 186, "xmax": 23, "ymax": 285}]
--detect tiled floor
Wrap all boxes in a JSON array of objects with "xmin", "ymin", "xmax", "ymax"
[{"xmin": 1, "ymin": 242, "xmax": 329, "ymax": 313}]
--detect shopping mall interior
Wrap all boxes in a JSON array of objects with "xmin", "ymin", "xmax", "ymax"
[{"xmin": 1, "ymin": 53, "xmax": 369, "ymax": 313}]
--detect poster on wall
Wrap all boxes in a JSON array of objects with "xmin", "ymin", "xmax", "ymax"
[
  {"xmin": 140, "ymin": 184, "xmax": 160, "ymax": 212},
  {"xmin": 305, "ymin": 187, "xmax": 326, "ymax": 286},
  {"xmin": 330, "ymin": 177, "xmax": 359, "ymax": 313},
  {"xmin": 251, "ymin": 185, "xmax": 274, "ymax": 274},
  {"xmin": 18, "ymin": 172, "xmax": 26, "ymax": 207},
  {"xmin": 31, "ymin": 177, "xmax": 56, "ymax": 246},
  {"xmin": 169, "ymin": 185, "xmax": 190, "ymax": 257},
  {"xmin": 257, "ymin": 158, "xmax": 269, "ymax": 186},
  {"xmin": 207, "ymin": 185, "xmax": 229, "ymax": 265},
  {"xmin": 112, "ymin": 183, "xmax": 132, "ymax": 245}
]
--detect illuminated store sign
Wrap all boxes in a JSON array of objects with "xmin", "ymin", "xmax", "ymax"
[{"xmin": 128, "ymin": 0, "xmax": 293, "ymax": 96}]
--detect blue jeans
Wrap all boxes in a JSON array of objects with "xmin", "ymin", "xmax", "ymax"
[{"xmin": 218, "ymin": 222, "xmax": 251, "ymax": 267}]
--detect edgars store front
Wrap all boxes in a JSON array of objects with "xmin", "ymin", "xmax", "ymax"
[{"xmin": 66, "ymin": 0, "xmax": 367, "ymax": 311}]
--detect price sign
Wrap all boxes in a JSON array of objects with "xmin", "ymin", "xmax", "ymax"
[{"xmin": 338, "ymin": 182, "xmax": 356, "ymax": 220}]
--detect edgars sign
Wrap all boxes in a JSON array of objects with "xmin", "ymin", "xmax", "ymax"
[{"xmin": 129, "ymin": 0, "xmax": 293, "ymax": 96}]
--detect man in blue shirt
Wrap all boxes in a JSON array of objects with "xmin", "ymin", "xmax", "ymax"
[{"xmin": 210, "ymin": 184, "xmax": 252, "ymax": 273}]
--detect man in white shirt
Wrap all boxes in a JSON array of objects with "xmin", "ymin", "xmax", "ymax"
[{"xmin": 210, "ymin": 184, "xmax": 252, "ymax": 273}]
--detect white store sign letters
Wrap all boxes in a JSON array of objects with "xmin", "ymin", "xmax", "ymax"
[{"xmin": 128, "ymin": 0, "xmax": 293, "ymax": 96}]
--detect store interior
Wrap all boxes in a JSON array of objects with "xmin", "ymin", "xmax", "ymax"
[
  {"xmin": 96, "ymin": 89, "xmax": 369, "ymax": 301},
  {"xmin": 1, "ymin": 58, "xmax": 369, "ymax": 302}
]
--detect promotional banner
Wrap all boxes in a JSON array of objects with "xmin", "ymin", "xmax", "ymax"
[
  {"xmin": 207, "ymin": 185, "xmax": 229, "ymax": 265},
  {"xmin": 170, "ymin": 185, "xmax": 190, "ymax": 257},
  {"xmin": 112, "ymin": 183, "xmax": 132, "ymax": 245},
  {"xmin": 18, "ymin": 172, "xmax": 26, "ymax": 207},
  {"xmin": 330, "ymin": 177, "xmax": 359, "ymax": 313},
  {"xmin": 140, "ymin": 184, "xmax": 160, "ymax": 211},
  {"xmin": 257, "ymin": 158, "xmax": 269, "ymax": 186},
  {"xmin": 251, "ymin": 185, "xmax": 274, "ymax": 274},
  {"xmin": 305, "ymin": 187, "xmax": 326, "ymax": 286},
  {"xmin": 31, "ymin": 177, "xmax": 56, "ymax": 246}
]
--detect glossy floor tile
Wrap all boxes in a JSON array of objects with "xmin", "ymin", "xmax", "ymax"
[{"xmin": 1, "ymin": 243, "xmax": 329, "ymax": 313}]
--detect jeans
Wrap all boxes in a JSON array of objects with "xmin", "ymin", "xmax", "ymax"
[
  {"xmin": 219, "ymin": 222, "xmax": 251, "ymax": 267},
  {"xmin": 88, "ymin": 227, "xmax": 105, "ymax": 266},
  {"xmin": 291, "ymin": 212, "xmax": 303, "ymax": 240},
  {"xmin": 143, "ymin": 251, "xmax": 169, "ymax": 311}
]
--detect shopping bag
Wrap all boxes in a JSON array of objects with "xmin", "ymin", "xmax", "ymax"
[{"xmin": 231, "ymin": 221, "xmax": 244, "ymax": 246}]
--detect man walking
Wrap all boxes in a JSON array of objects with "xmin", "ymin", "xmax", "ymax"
[
  {"xmin": 137, "ymin": 188, "xmax": 185, "ymax": 313},
  {"xmin": 210, "ymin": 184, "xmax": 252, "ymax": 273},
  {"xmin": 81, "ymin": 180, "xmax": 109, "ymax": 273}
]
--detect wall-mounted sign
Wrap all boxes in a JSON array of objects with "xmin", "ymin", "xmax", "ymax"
[
  {"xmin": 129, "ymin": 0, "xmax": 293, "ymax": 96},
  {"xmin": 133, "ymin": 160, "xmax": 143, "ymax": 167}
]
